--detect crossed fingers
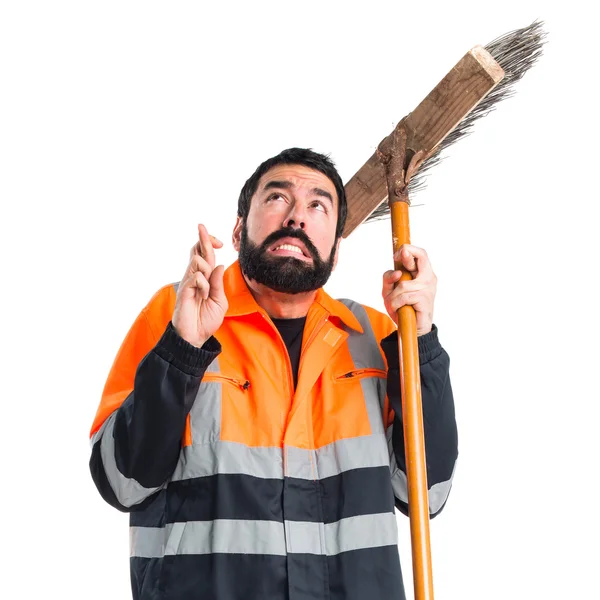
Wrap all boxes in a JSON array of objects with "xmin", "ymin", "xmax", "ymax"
[{"xmin": 184, "ymin": 224, "xmax": 224, "ymax": 300}]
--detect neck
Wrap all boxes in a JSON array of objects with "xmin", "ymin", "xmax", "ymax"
[{"xmin": 243, "ymin": 275, "xmax": 317, "ymax": 319}]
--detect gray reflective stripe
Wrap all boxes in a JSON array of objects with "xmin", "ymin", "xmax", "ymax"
[
  {"xmin": 171, "ymin": 441, "xmax": 284, "ymax": 481},
  {"xmin": 130, "ymin": 526, "xmax": 165, "ymax": 558},
  {"xmin": 390, "ymin": 451, "xmax": 409, "ymax": 504},
  {"xmin": 428, "ymin": 464, "xmax": 455, "ymax": 513},
  {"xmin": 388, "ymin": 424, "xmax": 456, "ymax": 514},
  {"xmin": 131, "ymin": 521, "xmax": 286, "ymax": 557},
  {"xmin": 99, "ymin": 412, "xmax": 163, "ymax": 507},
  {"xmin": 131, "ymin": 514, "xmax": 397, "ymax": 558},
  {"xmin": 387, "ymin": 424, "xmax": 409, "ymax": 504},
  {"xmin": 284, "ymin": 520, "xmax": 324, "ymax": 554},
  {"xmin": 172, "ymin": 434, "xmax": 389, "ymax": 482},
  {"xmin": 286, "ymin": 434, "xmax": 389, "ymax": 480},
  {"xmin": 285, "ymin": 512, "xmax": 398, "ymax": 556},
  {"xmin": 337, "ymin": 299, "xmax": 386, "ymax": 435},
  {"xmin": 172, "ymin": 281, "xmax": 179, "ymax": 294},
  {"xmin": 184, "ymin": 354, "xmax": 222, "ymax": 449},
  {"xmin": 324, "ymin": 512, "xmax": 398, "ymax": 555}
]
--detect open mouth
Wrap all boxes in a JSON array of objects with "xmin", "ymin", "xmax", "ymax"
[{"xmin": 269, "ymin": 240, "xmax": 312, "ymax": 261}]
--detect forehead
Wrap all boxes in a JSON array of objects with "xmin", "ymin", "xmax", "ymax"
[{"xmin": 256, "ymin": 164, "xmax": 338, "ymax": 202}]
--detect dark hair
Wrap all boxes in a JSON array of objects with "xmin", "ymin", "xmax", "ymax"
[{"xmin": 237, "ymin": 148, "xmax": 347, "ymax": 239}]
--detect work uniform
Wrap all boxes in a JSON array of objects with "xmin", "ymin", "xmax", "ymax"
[{"xmin": 89, "ymin": 260, "xmax": 458, "ymax": 600}]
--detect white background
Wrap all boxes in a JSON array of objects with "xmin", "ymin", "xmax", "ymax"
[{"xmin": 1, "ymin": 1, "xmax": 598, "ymax": 598}]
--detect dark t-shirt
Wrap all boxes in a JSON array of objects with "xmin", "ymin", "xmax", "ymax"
[{"xmin": 271, "ymin": 316, "xmax": 306, "ymax": 389}]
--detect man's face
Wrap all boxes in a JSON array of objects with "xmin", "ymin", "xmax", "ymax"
[{"xmin": 233, "ymin": 164, "xmax": 340, "ymax": 294}]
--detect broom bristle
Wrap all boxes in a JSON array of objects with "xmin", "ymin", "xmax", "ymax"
[{"xmin": 366, "ymin": 20, "xmax": 547, "ymax": 223}]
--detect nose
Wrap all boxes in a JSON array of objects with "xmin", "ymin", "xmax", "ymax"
[{"xmin": 282, "ymin": 201, "xmax": 307, "ymax": 230}]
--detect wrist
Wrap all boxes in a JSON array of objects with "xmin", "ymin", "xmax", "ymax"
[
  {"xmin": 172, "ymin": 323, "xmax": 208, "ymax": 349},
  {"xmin": 155, "ymin": 322, "xmax": 221, "ymax": 376}
]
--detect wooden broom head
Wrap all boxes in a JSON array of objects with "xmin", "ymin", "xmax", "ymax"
[{"xmin": 343, "ymin": 20, "xmax": 547, "ymax": 237}]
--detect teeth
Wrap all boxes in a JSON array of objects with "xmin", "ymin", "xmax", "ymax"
[{"xmin": 275, "ymin": 244, "xmax": 303, "ymax": 254}]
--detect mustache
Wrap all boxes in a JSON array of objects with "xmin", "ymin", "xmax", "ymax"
[{"xmin": 260, "ymin": 228, "xmax": 321, "ymax": 260}]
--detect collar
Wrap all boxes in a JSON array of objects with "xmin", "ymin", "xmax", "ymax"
[{"xmin": 223, "ymin": 260, "xmax": 363, "ymax": 333}]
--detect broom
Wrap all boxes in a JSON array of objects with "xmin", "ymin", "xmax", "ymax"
[{"xmin": 342, "ymin": 20, "xmax": 546, "ymax": 600}]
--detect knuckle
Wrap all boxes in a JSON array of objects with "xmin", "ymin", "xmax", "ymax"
[{"xmin": 192, "ymin": 255, "xmax": 209, "ymax": 271}]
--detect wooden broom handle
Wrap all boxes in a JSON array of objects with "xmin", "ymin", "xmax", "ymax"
[{"xmin": 390, "ymin": 200, "xmax": 434, "ymax": 600}]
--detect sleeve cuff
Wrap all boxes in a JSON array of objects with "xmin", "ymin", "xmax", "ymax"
[
  {"xmin": 154, "ymin": 321, "xmax": 222, "ymax": 376},
  {"xmin": 417, "ymin": 324, "xmax": 442, "ymax": 364},
  {"xmin": 380, "ymin": 324, "xmax": 442, "ymax": 367}
]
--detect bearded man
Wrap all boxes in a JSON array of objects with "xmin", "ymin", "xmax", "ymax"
[{"xmin": 89, "ymin": 147, "xmax": 458, "ymax": 600}]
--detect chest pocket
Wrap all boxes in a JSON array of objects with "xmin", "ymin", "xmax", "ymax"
[
  {"xmin": 334, "ymin": 366, "xmax": 387, "ymax": 438},
  {"xmin": 336, "ymin": 299, "xmax": 389, "ymax": 436},
  {"xmin": 335, "ymin": 367, "xmax": 387, "ymax": 381}
]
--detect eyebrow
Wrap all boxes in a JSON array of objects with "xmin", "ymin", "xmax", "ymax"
[{"xmin": 263, "ymin": 180, "xmax": 334, "ymax": 205}]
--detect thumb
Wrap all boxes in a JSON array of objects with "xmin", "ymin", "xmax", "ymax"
[
  {"xmin": 382, "ymin": 270, "xmax": 402, "ymax": 295},
  {"xmin": 208, "ymin": 265, "xmax": 226, "ymax": 302}
]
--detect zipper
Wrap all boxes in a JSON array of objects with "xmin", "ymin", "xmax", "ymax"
[
  {"xmin": 260, "ymin": 312, "xmax": 294, "ymax": 400},
  {"xmin": 202, "ymin": 373, "xmax": 250, "ymax": 390},
  {"xmin": 335, "ymin": 368, "xmax": 387, "ymax": 381}
]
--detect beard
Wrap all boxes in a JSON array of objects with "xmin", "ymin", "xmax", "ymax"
[{"xmin": 238, "ymin": 224, "xmax": 337, "ymax": 294}]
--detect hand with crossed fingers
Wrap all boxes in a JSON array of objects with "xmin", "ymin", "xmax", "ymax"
[{"xmin": 172, "ymin": 224, "xmax": 229, "ymax": 347}]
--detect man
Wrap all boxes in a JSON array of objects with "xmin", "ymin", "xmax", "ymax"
[{"xmin": 89, "ymin": 148, "xmax": 458, "ymax": 600}]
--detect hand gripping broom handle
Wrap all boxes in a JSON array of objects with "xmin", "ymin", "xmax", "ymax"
[{"xmin": 378, "ymin": 124, "xmax": 434, "ymax": 600}]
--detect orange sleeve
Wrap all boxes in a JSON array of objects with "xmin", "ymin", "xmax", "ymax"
[{"xmin": 89, "ymin": 284, "xmax": 177, "ymax": 437}]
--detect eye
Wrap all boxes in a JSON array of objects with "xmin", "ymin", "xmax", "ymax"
[
  {"xmin": 266, "ymin": 192, "xmax": 286, "ymax": 202},
  {"xmin": 310, "ymin": 200, "xmax": 328, "ymax": 213}
]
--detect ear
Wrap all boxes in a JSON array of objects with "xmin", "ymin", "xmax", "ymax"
[
  {"xmin": 232, "ymin": 216, "xmax": 243, "ymax": 252},
  {"xmin": 332, "ymin": 237, "xmax": 342, "ymax": 271}
]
